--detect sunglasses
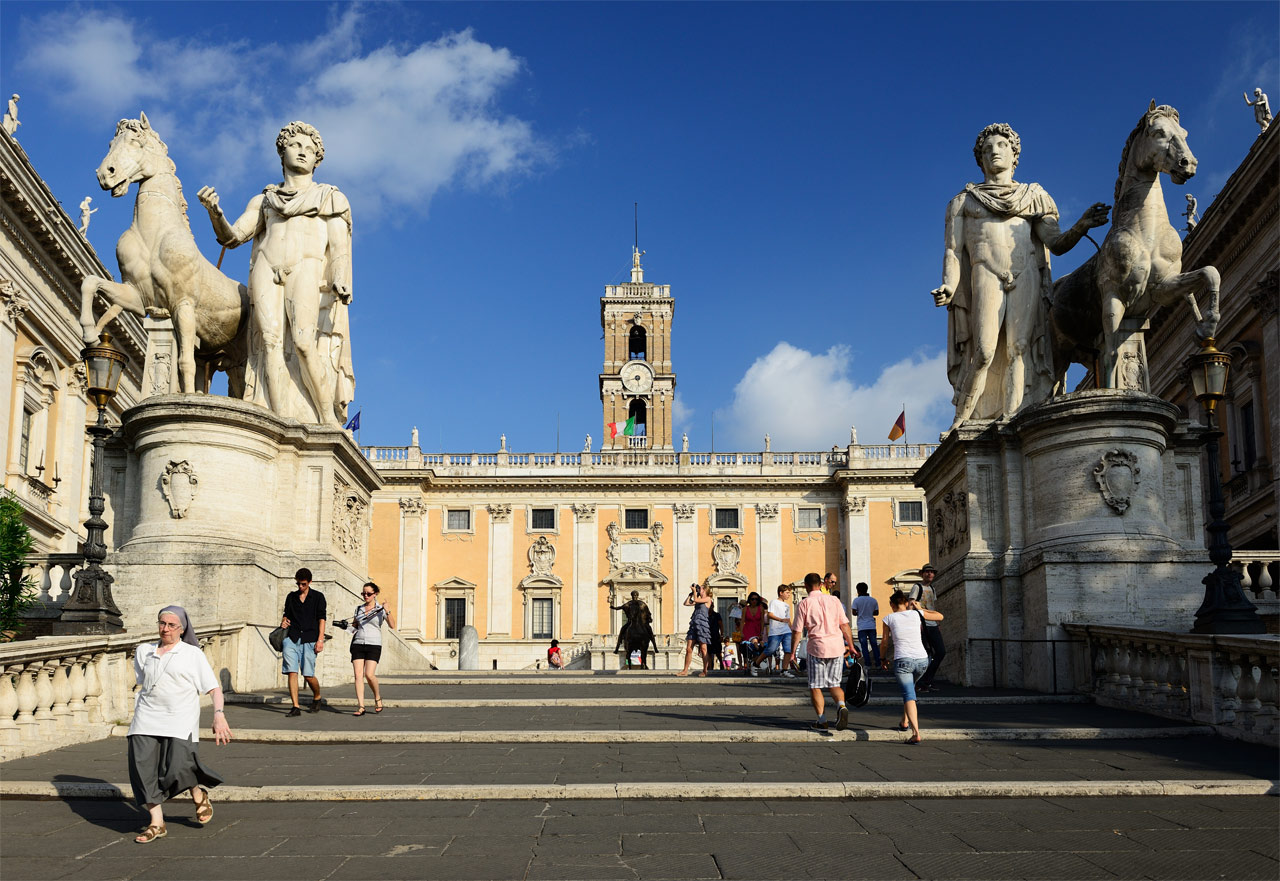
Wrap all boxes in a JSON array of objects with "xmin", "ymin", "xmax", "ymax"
[{"xmin": 361, "ymin": 592, "xmax": 376, "ymax": 597}]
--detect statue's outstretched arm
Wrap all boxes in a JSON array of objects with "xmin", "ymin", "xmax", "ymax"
[
  {"xmin": 1040, "ymin": 202, "xmax": 1111, "ymax": 256},
  {"xmin": 197, "ymin": 188, "xmax": 263, "ymax": 249}
]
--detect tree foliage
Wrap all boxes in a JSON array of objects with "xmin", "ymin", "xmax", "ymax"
[{"xmin": 0, "ymin": 495, "xmax": 38, "ymax": 638}]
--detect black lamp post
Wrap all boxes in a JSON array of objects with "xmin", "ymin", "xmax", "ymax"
[
  {"xmin": 54, "ymin": 332, "xmax": 127, "ymax": 635},
  {"xmin": 1189, "ymin": 338, "xmax": 1264, "ymax": 634}
]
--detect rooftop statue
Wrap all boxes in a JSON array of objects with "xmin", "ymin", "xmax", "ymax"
[
  {"xmin": 78, "ymin": 196, "xmax": 98, "ymax": 235},
  {"xmin": 1183, "ymin": 194, "xmax": 1199, "ymax": 233},
  {"xmin": 198, "ymin": 122, "xmax": 354, "ymax": 426},
  {"xmin": 932, "ymin": 123, "xmax": 1109, "ymax": 431},
  {"xmin": 79, "ymin": 113, "xmax": 249, "ymax": 394},
  {"xmin": 2, "ymin": 94, "xmax": 19, "ymax": 136},
  {"xmin": 1049, "ymin": 101, "xmax": 1219, "ymax": 390},
  {"xmin": 1244, "ymin": 88, "xmax": 1272, "ymax": 134}
]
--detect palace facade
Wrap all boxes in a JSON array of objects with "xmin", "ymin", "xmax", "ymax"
[{"xmin": 362, "ymin": 248, "xmax": 935, "ymax": 668}]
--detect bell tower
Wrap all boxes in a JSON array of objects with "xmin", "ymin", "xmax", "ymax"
[{"xmin": 600, "ymin": 246, "xmax": 675, "ymax": 450}]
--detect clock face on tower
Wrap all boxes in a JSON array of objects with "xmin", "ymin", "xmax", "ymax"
[{"xmin": 620, "ymin": 360, "xmax": 654, "ymax": 394}]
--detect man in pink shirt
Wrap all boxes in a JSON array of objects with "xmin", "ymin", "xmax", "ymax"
[{"xmin": 785, "ymin": 572, "xmax": 858, "ymax": 731}]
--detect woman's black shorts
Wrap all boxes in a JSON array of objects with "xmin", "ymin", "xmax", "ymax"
[{"xmin": 350, "ymin": 643, "xmax": 382, "ymax": 662}]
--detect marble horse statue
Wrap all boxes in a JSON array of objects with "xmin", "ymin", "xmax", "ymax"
[
  {"xmin": 79, "ymin": 113, "xmax": 248, "ymax": 394},
  {"xmin": 1049, "ymin": 101, "xmax": 1220, "ymax": 389}
]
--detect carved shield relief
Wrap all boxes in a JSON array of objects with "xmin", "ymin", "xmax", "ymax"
[{"xmin": 1094, "ymin": 449, "xmax": 1141, "ymax": 513}]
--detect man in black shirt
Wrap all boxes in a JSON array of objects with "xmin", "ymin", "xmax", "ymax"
[{"xmin": 280, "ymin": 568, "xmax": 327, "ymax": 716}]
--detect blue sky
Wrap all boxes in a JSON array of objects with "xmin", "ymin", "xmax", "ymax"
[{"xmin": 4, "ymin": 1, "xmax": 1276, "ymax": 451}]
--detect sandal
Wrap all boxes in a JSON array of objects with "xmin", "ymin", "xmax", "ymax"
[
  {"xmin": 906, "ymin": 734, "xmax": 922, "ymax": 745},
  {"xmin": 374, "ymin": 699, "xmax": 383, "ymax": 714},
  {"xmin": 135, "ymin": 824, "xmax": 167, "ymax": 844},
  {"xmin": 353, "ymin": 707, "xmax": 366, "ymax": 716},
  {"xmin": 192, "ymin": 787, "xmax": 213, "ymax": 824}
]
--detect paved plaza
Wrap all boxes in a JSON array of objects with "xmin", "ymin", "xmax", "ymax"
[{"xmin": 1, "ymin": 672, "xmax": 1277, "ymax": 880}]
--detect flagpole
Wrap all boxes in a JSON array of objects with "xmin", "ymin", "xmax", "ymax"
[{"xmin": 902, "ymin": 401, "xmax": 907, "ymax": 446}]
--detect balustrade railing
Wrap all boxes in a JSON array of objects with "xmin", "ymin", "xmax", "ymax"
[
  {"xmin": 1234, "ymin": 552, "xmax": 1278, "ymax": 604},
  {"xmin": 0, "ymin": 623, "xmax": 246, "ymax": 760},
  {"xmin": 24, "ymin": 553, "xmax": 85, "ymax": 613},
  {"xmin": 363, "ymin": 444, "xmax": 934, "ymax": 472},
  {"xmin": 1063, "ymin": 623, "xmax": 1279, "ymax": 745}
]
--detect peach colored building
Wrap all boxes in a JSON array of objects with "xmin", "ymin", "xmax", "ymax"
[{"xmin": 363, "ymin": 250, "xmax": 935, "ymax": 668}]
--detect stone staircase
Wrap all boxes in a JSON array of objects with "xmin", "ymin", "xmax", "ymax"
[{"xmin": 1, "ymin": 671, "xmax": 1277, "ymax": 879}]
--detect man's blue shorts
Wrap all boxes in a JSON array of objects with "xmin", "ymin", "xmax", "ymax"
[
  {"xmin": 763, "ymin": 632, "xmax": 792, "ymax": 656},
  {"xmin": 282, "ymin": 636, "xmax": 317, "ymax": 676}
]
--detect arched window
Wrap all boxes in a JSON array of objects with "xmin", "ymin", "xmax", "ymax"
[
  {"xmin": 628, "ymin": 326, "xmax": 647, "ymax": 361},
  {"xmin": 628, "ymin": 399, "xmax": 647, "ymax": 437}
]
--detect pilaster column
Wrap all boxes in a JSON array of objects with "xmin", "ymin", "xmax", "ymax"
[
  {"xmin": 398, "ymin": 498, "xmax": 427, "ymax": 639},
  {"xmin": 0, "ymin": 278, "xmax": 26, "ymax": 474},
  {"xmin": 487, "ymin": 504, "xmax": 513, "ymax": 636},
  {"xmin": 842, "ymin": 494, "xmax": 870, "ymax": 613},
  {"xmin": 572, "ymin": 503, "xmax": 598, "ymax": 636},
  {"xmin": 674, "ymin": 503, "xmax": 698, "ymax": 633},
  {"xmin": 757, "ymin": 504, "xmax": 782, "ymax": 590}
]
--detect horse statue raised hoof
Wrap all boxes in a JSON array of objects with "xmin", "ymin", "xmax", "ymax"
[
  {"xmin": 78, "ymin": 112, "xmax": 249, "ymax": 395},
  {"xmin": 1050, "ymin": 100, "xmax": 1221, "ymax": 391}
]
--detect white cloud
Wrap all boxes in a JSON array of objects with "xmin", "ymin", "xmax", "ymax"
[
  {"xmin": 19, "ymin": 10, "xmax": 546, "ymax": 220},
  {"xmin": 715, "ymin": 343, "xmax": 952, "ymax": 450},
  {"xmin": 672, "ymin": 393, "xmax": 694, "ymax": 433}
]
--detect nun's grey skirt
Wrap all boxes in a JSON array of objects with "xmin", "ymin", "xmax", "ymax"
[{"xmin": 127, "ymin": 734, "xmax": 224, "ymax": 806}]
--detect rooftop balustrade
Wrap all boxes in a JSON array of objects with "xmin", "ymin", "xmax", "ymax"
[{"xmin": 362, "ymin": 443, "xmax": 939, "ymax": 476}]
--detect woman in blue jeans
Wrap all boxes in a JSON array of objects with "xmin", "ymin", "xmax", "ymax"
[{"xmin": 879, "ymin": 590, "xmax": 944, "ymax": 743}]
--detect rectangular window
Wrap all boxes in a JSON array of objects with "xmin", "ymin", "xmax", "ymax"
[
  {"xmin": 715, "ymin": 507, "xmax": 740, "ymax": 530},
  {"xmin": 18, "ymin": 409, "xmax": 31, "ymax": 472},
  {"xmin": 797, "ymin": 507, "xmax": 822, "ymax": 530},
  {"xmin": 531, "ymin": 507, "xmax": 556, "ymax": 531},
  {"xmin": 898, "ymin": 501, "xmax": 924, "ymax": 524},
  {"xmin": 1240, "ymin": 402, "xmax": 1257, "ymax": 470},
  {"xmin": 446, "ymin": 509, "xmax": 471, "ymax": 531},
  {"xmin": 444, "ymin": 598, "xmax": 466, "ymax": 639},
  {"xmin": 624, "ymin": 508, "xmax": 649, "ymax": 530},
  {"xmin": 531, "ymin": 598, "xmax": 553, "ymax": 640}
]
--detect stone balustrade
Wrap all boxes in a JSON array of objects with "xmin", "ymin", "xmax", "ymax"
[
  {"xmin": 1064, "ymin": 623, "xmax": 1279, "ymax": 745},
  {"xmin": 362, "ymin": 444, "xmax": 936, "ymax": 475},
  {"xmin": 0, "ymin": 623, "xmax": 246, "ymax": 760},
  {"xmin": 1234, "ymin": 552, "xmax": 1279, "ymax": 632}
]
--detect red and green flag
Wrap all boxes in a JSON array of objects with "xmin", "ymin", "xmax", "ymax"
[{"xmin": 608, "ymin": 417, "xmax": 636, "ymax": 439}]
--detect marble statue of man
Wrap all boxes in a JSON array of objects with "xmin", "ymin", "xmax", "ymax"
[
  {"xmin": 197, "ymin": 122, "xmax": 353, "ymax": 426},
  {"xmin": 1244, "ymin": 88, "xmax": 1272, "ymax": 134},
  {"xmin": 1183, "ymin": 194, "xmax": 1199, "ymax": 232},
  {"xmin": 78, "ymin": 196, "xmax": 98, "ymax": 234},
  {"xmin": 583, "ymin": 434, "xmax": 592, "ymax": 453},
  {"xmin": 2, "ymin": 94, "xmax": 19, "ymax": 135},
  {"xmin": 932, "ymin": 123, "xmax": 1110, "ymax": 431}
]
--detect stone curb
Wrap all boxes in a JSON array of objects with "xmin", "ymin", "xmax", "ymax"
[
  {"xmin": 3, "ymin": 779, "xmax": 1274, "ymax": 802},
  {"xmin": 103, "ymin": 725, "xmax": 1216, "ymax": 743},
  {"xmin": 224, "ymin": 694, "xmax": 1090, "ymax": 708}
]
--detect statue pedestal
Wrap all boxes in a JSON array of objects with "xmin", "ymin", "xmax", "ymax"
[
  {"xmin": 100, "ymin": 396, "xmax": 381, "ymax": 687},
  {"xmin": 915, "ymin": 390, "xmax": 1209, "ymax": 692}
]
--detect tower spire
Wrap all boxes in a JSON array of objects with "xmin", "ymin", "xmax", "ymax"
[{"xmin": 631, "ymin": 202, "xmax": 645, "ymax": 283}]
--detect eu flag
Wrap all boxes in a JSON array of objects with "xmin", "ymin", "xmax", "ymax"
[{"xmin": 344, "ymin": 411, "xmax": 361, "ymax": 431}]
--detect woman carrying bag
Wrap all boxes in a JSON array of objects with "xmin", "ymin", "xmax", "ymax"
[{"xmin": 348, "ymin": 582, "xmax": 395, "ymax": 715}]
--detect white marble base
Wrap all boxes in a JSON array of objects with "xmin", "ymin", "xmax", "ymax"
[
  {"xmin": 100, "ymin": 395, "xmax": 382, "ymax": 641},
  {"xmin": 916, "ymin": 390, "xmax": 1210, "ymax": 692}
]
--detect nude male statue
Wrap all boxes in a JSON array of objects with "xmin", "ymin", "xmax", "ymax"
[
  {"xmin": 197, "ymin": 122, "xmax": 353, "ymax": 426},
  {"xmin": 78, "ymin": 196, "xmax": 98, "ymax": 235},
  {"xmin": 932, "ymin": 123, "xmax": 1110, "ymax": 431},
  {"xmin": 1183, "ymin": 194, "xmax": 1199, "ymax": 232}
]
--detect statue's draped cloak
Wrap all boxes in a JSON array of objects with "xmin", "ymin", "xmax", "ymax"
[{"xmin": 946, "ymin": 181, "xmax": 1058, "ymax": 420}]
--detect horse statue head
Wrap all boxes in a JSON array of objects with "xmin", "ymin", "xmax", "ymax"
[
  {"xmin": 96, "ymin": 112, "xmax": 181, "ymax": 201},
  {"xmin": 1114, "ymin": 100, "xmax": 1196, "ymax": 201}
]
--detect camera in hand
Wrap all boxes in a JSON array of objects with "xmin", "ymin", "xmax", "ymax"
[{"xmin": 331, "ymin": 618, "xmax": 351, "ymax": 630}]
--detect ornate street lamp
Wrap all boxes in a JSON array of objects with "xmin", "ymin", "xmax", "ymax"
[
  {"xmin": 54, "ymin": 332, "xmax": 127, "ymax": 634},
  {"xmin": 1189, "ymin": 338, "xmax": 1263, "ymax": 634}
]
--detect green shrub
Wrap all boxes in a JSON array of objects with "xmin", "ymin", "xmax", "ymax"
[{"xmin": 0, "ymin": 495, "xmax": 38, "ymax": 638}]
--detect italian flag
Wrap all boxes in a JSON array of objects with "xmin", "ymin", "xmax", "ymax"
[{"xmin": 608, "ymin": 417, "xmax": 636, "ymax": 439}]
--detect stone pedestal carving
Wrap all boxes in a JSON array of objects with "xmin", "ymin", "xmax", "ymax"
[
  {"xmin": 915, "ymin": 390, "xmax": 1209, "ymax": 692},
  {"xmin": 101, "ymin": 395, "xmax": 382, "ymax": 642}
]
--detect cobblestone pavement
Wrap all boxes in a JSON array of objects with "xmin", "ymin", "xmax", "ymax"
[{"xmin": 2, "ymin": 795, "xmax": 1276, "ymax": 880}]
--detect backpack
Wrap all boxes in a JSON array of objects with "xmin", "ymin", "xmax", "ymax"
[{"xmin": 844, "ymin": 655, "xmax": 871, "ymax": 708}]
